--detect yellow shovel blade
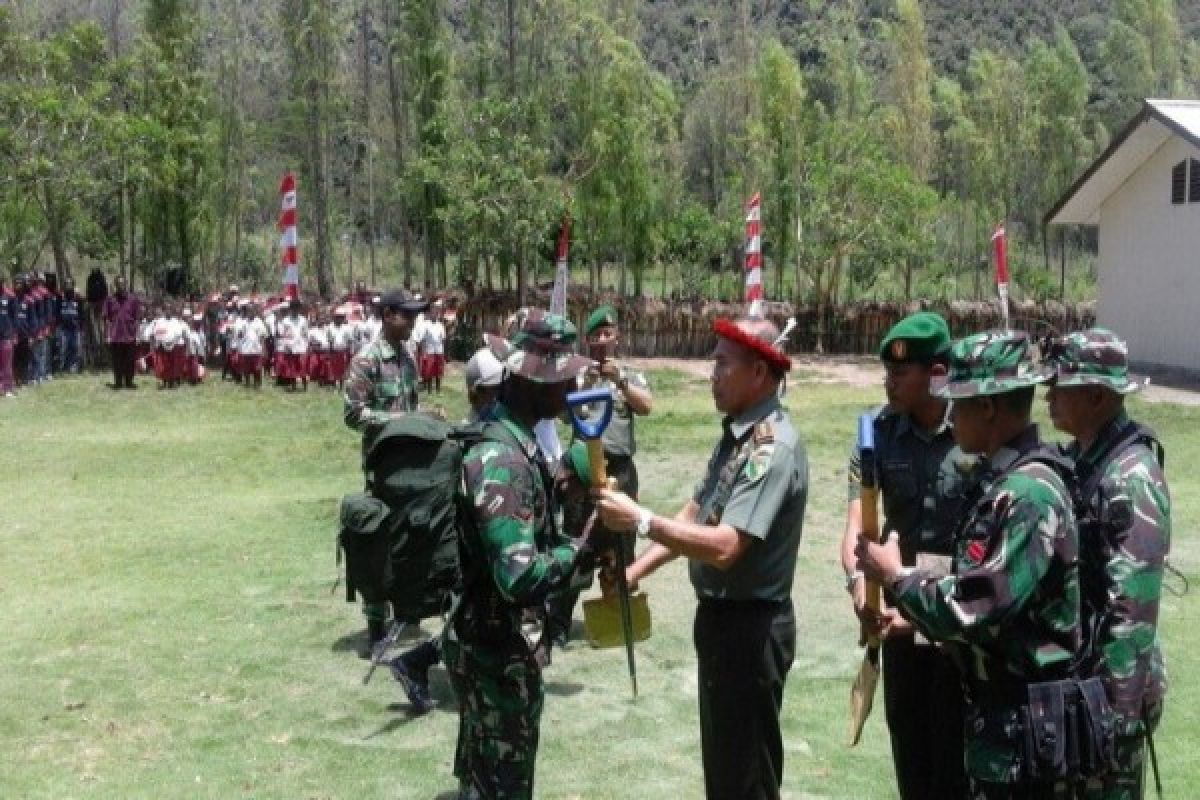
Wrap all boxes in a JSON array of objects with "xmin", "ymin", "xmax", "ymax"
[
  {"xmin": 582, "ymin": 592, "xmax": 652, "ymax": 649},
  {"xmin": 848, "ymin": 645, "xmax": 880, "ymax": 747}
]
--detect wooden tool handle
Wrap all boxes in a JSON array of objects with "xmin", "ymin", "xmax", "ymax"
[
  {"xmin": 860, "ymin": 485, "xmax": 881, "ymax": 648},
  {"xmin": 586, "ymin": 438, "xmax": 608, "ymax": 488}
]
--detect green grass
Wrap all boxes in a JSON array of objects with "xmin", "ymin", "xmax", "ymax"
[{"xmin": 1, "ymin": 367, "xmax": 1197, "ymax": 799}]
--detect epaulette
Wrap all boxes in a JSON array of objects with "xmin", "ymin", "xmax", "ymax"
[{"xmin": 753, "ymin": 419, "xmax": 775, "ymax": 446}]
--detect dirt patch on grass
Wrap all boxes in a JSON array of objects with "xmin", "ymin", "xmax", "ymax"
[
  {"xmin": 631, "ymin": 355, "xmax": 1200, "ymax": 405},
  {"xmin": 629, "ymin": 355, "xmax": 883, "ymax": 388}
]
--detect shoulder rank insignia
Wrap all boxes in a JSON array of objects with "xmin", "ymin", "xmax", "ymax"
[{"xmin": 753, "ymin": 420, "xmax": 775, "ymax": 446}]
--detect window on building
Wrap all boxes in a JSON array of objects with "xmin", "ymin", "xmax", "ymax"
[
  {"xmin": 1173, "ymin": 158, "xmax": 1200, "ymax": 204},
  {"xmin": 1172, "ymin": 160, "xmax": 1187, "ymax": 204}
]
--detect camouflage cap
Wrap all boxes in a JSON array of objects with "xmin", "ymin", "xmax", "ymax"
[
  {"xmin": 489, "ymin": 311, "xmax": 592, "ymax": 384},
  {"xmin": 879, "ymin": 311, "xmax": 950, "ymax": 364},
  {"xmin": 932, "ymin": 330, "xmax": 1051, "ymax": 399},
  {"xmin": 1045, "ymin": 328, "xmax": 1144, "ymax": 394}
]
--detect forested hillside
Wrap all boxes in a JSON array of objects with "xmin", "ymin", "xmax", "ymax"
[{"xmin": 3, "ymin": 0, "xmax": 1199, "ymax": 305}]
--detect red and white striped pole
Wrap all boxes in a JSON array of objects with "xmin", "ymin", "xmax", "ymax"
[
  {"xmin": 549, "ymin": 214, "xmax": 570, "ymax": 317},
  {"xmin": 991, "ymin": 222, "xmax": 1010, "ymax": 331},
  {"xmin": 744, "ymin": 192, "xmax": 763, "ymax": 318},
  {"xmin": 280, "ymin": 172, "xmax": 299, "ymax": 299}
]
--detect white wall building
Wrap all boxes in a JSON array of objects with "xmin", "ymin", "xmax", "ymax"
[{"xmin": 1047, "ymin": 98, "xmax": 1200, "ymax": 375}]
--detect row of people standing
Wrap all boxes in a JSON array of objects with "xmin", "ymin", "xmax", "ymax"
[
  {"xmin": 848, "ymin": 316, "xmax": 1170, "ymax": 800},
  {"xmin": 1, "ymin": 273, "xmax": 87, "ymax": 396}
]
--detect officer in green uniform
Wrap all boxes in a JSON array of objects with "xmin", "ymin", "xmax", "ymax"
[
  {"xmin": 595, "ymin": 315, "xmax": 807, "ymax": 800},
  {"xmin": 442, "ymin": 312, "xmax": 594, "ymax": 799},
  {"xmin": 341, "ymin": 288, "xmax": 429, "ymax": 652},
  {"xmin": 545, "ymin": 305, "xmax": 654, "ymax": 648},
  {"xmin": 1046, "ymin": 329, "xmax": 1170, "ymax": 800},
  {"xmin": 857, "ymin": 330, "xmax": 1082, "ymax": 800},
  {"xmin": 838, "ymin": 311, "xmax": 969, "ymax": 799}
]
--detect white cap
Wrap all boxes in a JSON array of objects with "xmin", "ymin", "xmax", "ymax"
[{"xmin": 464, "ymin": 347, "xmax": 504, "ymax": 390}]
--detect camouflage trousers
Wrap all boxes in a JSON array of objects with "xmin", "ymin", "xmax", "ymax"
[
  {"xmin": 443, "ymin": 631, "xmax": 543, "ymax": 800},
  {"xmin": 970, "ymin": 778, "xmax": 1083, "ymax": 799},
  {"xmin": 1082, "ymin": 733, "xmax": 1149, "ymax": 800}
]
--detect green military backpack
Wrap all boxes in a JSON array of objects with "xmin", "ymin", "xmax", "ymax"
[{"xmin": 338, "ymin": 414, "xmax": 486, "ymax": 621}]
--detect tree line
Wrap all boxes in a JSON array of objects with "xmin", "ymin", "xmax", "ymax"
[{"xmin": 2, "ymin": 0, "xmax": 1198, "ymax": 305}]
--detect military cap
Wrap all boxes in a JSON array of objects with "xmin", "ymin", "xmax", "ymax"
[
  {"xmin": 565, "ymin": 441, "xmax": 592, "ymax": 486},
  {"xmin": 378, "ymin": 289, "xmax": 429, "ymax": 314},
  {"xmin": 1045, "ymin": 328, "xmax": 1144, "ymax": 394},
  {"xmin": 879, "ymin": 311, "xmax": 950, "ymax": 364},
  {"xmin": 933, "ymin": 330, "xmax": 1051, "ymax": 399},
  {"xmin": 584, "ymin": 304, "xmax": 619, "ymax": 336},
  {"xmin": 489, "ymin": 312, "xmax": 591, "ymax": 384}
]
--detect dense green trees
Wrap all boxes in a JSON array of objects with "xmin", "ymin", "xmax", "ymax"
[{"xmin": 4, "ymin": 0, "xmax": 1199, "ymax": 302}]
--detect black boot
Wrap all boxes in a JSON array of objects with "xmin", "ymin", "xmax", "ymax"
[{"xmin": 359, "ymin": 618, "xmax": 389, "ymax": 660}]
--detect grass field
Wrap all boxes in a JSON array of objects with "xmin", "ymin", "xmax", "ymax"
[{"xmin": 1, "ymin": 365, "xmax": 1197, "ymax": 799}]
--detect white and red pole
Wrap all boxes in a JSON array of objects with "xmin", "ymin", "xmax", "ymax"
[
  {"xmin": 549, "ymin": 214, "xmax": 570, "ymax": 317},
  {"xmin": 744, "ymin": 192, "xmax": 763, "ymax": 318},
  {"xmin": 991, "ymin": 222, "xmax": 1009, "ymax": 331},
  {"xmin": 280, "ymin": 172, "xmax": 299, "ymax": 299}
]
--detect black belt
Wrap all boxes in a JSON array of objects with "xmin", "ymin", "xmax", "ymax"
[{"xmin": 697, "ymin": 596, "xmax": 790, "ymax": 612}]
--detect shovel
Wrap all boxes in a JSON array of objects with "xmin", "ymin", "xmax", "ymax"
[
  {"xmin": 565, "ymin": 387, "xmax": 651, "ymax": 698},
  {"xmin": 849, "ymin": 412, "xmax": 882, "ymax": 746}
]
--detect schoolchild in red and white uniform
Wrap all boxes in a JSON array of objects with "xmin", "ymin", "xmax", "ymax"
[
  {"xmin": 237, "ymin": 304, "xmax": 269, "ymax": 388},
  {"xmin": 307, "ymin": 311, "xmax": 332, "ymax": 387},
  {"xmin": 151, "ymin": 307, "xmax": 172, "ymax": 387},
  {"xmin": 136, "ymin": 308, "xmax": 155, "ymax": 374},
  {"xmin": 164, "ymin": 307, "xmax": 189, "ymax": 388},
  {"xmin": 275, "ymin": 300, "xmax": 309, "ymax": 390},
  {"xmin": 329, "ymin": 307, "xmax": 355, "ymax": 389},
  {"xmin": 186, "ymin": 313, "xmax": 207, "ymax": 384},
  {"xmin": 416, "ymin": 299, "xmax": 447, "ymax": 393}
]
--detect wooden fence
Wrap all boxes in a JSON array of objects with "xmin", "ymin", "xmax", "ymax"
[{"xmin": 452, "ymin": 290, "xmax": 1096, "ymax": 359}]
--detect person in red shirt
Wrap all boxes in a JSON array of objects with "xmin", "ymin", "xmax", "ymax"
[{"xmin": 102, "ymin": 275, "xmax": 141, "ymax": 389}]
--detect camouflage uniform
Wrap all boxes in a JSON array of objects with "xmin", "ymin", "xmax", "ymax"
[
  {"xmin": 341, "ymin": 290, "xmax": 427, "ymax": 638},
  {"xmin": 889, "ymin": 332, "xmax": 1082, "ymax": 800},
  {"xmin": 342, "ymin": 336, "xmax": 420, "ymax": 435},
  {"xmin": 442, "ymin": 314, "xmax": 591, "ymax": 799},
  {"xmin": 1048, "ymin": 330, "xmax": 1171, "ymax": 800}
]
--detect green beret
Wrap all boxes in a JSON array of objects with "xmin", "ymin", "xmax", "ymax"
[
  {"xmin": 584, "ymin": 305, "xmax": 618, "ymax": 336},
  {"xmin": 879, "ymin": 311, "xmax": 951, "ymax": 364}
]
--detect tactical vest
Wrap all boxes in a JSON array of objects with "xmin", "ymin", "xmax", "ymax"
[
  {"xmin": 951, "ymin": 439, "xmax": 1081, "ymax": 687},
  {"xmin": 454, "ymin": 420, "xmax": 562, "ymax": 648},
  {"xmin": 1073, "ymin": 419, "xmax": 1164, "ymax": 673}
]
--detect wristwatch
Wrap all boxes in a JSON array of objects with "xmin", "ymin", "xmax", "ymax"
[
  {"xmin": 844, "ymin": 570, "xmax": 864, "ymax": 593},
  {"xmin": 635, "ymin": 508, "xmax": 653, "ymax": 539}
]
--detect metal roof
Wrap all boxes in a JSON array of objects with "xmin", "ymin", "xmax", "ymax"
[{"xmin": 1045, "ymin": 99, "xmax": 1200, "ymax": 226}]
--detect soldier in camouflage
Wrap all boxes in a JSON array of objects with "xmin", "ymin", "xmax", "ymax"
[
  {"xmin": 1046, "ymin": 328, "xmax": 1170, "ymax": 800},
  {"xmin": 342, "ymin": 288, "xmax": 428, "ymax": 436},
  {"xmin": 441, "ymin": 312, "xmax": 594, "ymax": 799},
  {"xmin": 341, "ymin": 288, "xmax": 430, "ymax": 652},
  {"xmin": 857, "ymin": 330, "xmax": 1082, "ymax": 800}
]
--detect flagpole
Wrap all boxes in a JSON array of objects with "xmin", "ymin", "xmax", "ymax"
[
  {"xmin": 279, "ymin": 173, "xmax": 299, "ymax": 299},
  {"xmin": 744, "ymin": 192, "xmax": 763, "ymax": 318},
  {"xmin": 991, "ymin": 222, "xmax": 1010, "ymax": 332}
]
